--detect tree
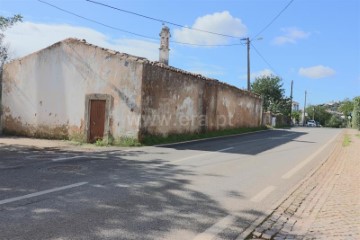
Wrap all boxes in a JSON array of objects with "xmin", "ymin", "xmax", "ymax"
[
  {"xmin": 0, "ymin": 14, "xmax": 22, "ymax": 69},
  {"xmin": 352, "ymin": 96, "xmax": 360, "ymax": 130},
  {"xmin": 0, "ymin": 14, "xmax": 22, "ymax": 131},
  {"xmin": 326, "ymin": 115, "xmax": 343, "ymax": 128},
  {"xmin": 251, "ymin": 75, "xmax": 284, "ymax": 112},
  {"xmin": 273, "ymin": 96, "xmax": 292, "ymax": 117},
  {"xmin": 291, "ymin": 110, "xmax": 301, "ymax": 124},
  {"xmin": 306, "ymin": 105, "xmax": 332, "ymax": 126},
  {"xmin": 338, "ymin": 99, "xmax": 354, "ymax": 117}
]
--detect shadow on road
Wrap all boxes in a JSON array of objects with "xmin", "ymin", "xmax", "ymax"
[
  {"xmin": 0, "ymin": 144, "xmax": 264, "ymax": 239},
  {"xmin": 161, "ymin": 129, "xmax": 310, "ymax": 155}
]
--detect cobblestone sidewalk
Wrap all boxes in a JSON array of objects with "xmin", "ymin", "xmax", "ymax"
[{"xmin": 248, "ymin": 129, "xmax": 360, "ymax": 240}]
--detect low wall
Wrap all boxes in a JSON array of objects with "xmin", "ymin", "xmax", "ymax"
[
  {"xmin": 262, "ymin": 112, "xmax": 290, "ymax": 127},
  {"xmin": 140, "ymin": 63, "xmax": 263, "ymax": 137}
]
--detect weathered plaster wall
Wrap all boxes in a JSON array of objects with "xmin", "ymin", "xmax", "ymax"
[
  {"xmin": 140, "ymin": 63, "xmax": 262, "ymax": 137},
  {"xmin": 1, "ymin": 38, "xmax": 262, "ymax": 141},
  {"xmin": 141, "ymin": 64, "xmax": 205, "ymax": 136},
  {"xmin": 1, "ymin": 39, "xmax": 143, "ymax": 140},
  {"xmin": 215, "ymin": 85, "xmax": 262, "ymax": 129}
]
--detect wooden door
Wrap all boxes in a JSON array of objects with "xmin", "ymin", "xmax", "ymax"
[{"xmin": 89, "ymin": 100, "xmax": 106, "ymax": 143}]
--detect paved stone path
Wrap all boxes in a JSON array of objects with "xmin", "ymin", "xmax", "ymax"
[{"xmin": 248, "ymin": 129, "xmax": 360, "ymax": 240}]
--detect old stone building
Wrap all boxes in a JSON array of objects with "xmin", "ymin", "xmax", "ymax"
[{"xmin": 0, "ymin": 38, "xmax": 262, "ymax": 142}]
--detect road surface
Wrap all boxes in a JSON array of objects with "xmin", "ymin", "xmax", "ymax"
[{"xmin": 0, "ymin": 127, "xmax": 341, "ymax": 240}]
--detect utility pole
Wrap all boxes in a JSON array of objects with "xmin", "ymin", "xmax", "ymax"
[
  {"xmin": 290, "ymin": 80, "xmax": 293, "ymax": 124},
  {"xmin": 302, "ymin": 90, "xmax": 307, "ymax": 126},
  {"xmin": 246, "ymin": 37, "xmax": 250, "ymax": 91},
  {"xmin": 241, "ymin": 37, "xmax": 262, "ymax": 92}
]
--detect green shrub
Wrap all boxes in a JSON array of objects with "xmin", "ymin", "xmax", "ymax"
[
  {"xmin": 326, "ymin": 115, "xmax": 343, "ymax": 128},
  {"xmin": 352, "ymin": 97, "xmax": 360, "ymax": 130}
]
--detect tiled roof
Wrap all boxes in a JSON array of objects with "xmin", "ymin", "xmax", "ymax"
[{"xmin": 8, "ymin": 37, "xmax": 261, "ymax": 99}]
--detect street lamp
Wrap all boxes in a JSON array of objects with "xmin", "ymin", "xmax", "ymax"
[{"xmin": 241, "ymin": 37, "xmax": 263, "ymax": 92}]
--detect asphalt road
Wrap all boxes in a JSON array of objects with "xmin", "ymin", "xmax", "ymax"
[{"xmin": 0, "ymin": 127, "xmax": 341, "ymax": 240}]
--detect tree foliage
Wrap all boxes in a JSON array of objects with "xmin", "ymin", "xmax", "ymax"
[
  {"xmin": 251, "ymin": 75, "xmax": 285, "ymax": 113},
  {"xmin": 352, "ymin": 96, "xmax": 360, "ymax": 130},
  {"xmin": 338, "ymin": 99, "xmax": 354, "ymax": 117},
  {"xmin": 326, "ymin": 115, "xmax": 344, "ymax": 128},
  {"xmin": 291, "ymin": 110, "xmax": 301, "ymax": 124},
  {"xmin": 305, "ymin": 105, "xmax": 332, "ymax": 126},
  {"xmin": 0, "ymin": 14, "xmax": 22, "ymax": 67}
]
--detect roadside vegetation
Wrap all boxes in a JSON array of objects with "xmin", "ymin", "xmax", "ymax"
[
  {"xmin": 251, "ymin": 75, "xmax": 292, "ymax": 118},
  {"xmin": 297, "ymin": 96, "xmax": 360, "ymax": 129},
  {"xmin": 95, "ymin": 136, "xmax": 141, "ymax": 147},
  {"xmin": 72, "ymin": 126, "xmax": 268, "ymax": 147},
  {"xmin": 342, "ymin": 134, "xmax": 351, "ymax": 147}
]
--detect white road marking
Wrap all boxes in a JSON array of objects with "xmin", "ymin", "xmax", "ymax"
[
  {"xmin": 217, "ymin": 147, "xmax": 234, "ymax": 152},
  {"xmin": 0, "ymin": 182, "xmax": 88, "ymax": 205},
  {"xmin": 25, "ymin": 155, "xmax": 46, "ymax": 160},
  {"xmin": 282, "ymin": 133, "xmax": 339, "ymax": 179},
  {"xmin": 282, "ymin": 132, "xmax": 297, "ymax": 137},
  {"xmin": 52, "ymin": 155, "xmax": 110, "ymax": 161},
  {"xmin": 193, "ymin": 215, "xmax": 236, "ymax": 240},
  {"xmin": 173, "ymin": 147, "xmax": 234, "ymax": 163},
  {"xmin": 52, "ymin": 156, "xmax": 87, "ymax": 162},
  {"xmin": 250, "ymin": 185, "xmax": 276, "ymax": 202}
]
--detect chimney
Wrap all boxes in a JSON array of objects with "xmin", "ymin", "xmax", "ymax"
[{"xmin": 159, "ymin": 24, "xmax": 170, "ymax": 65}]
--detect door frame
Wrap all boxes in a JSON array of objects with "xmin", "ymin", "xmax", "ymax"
[{"xmin": 85, "ymin": 94, "xmax": 113, "ymax": 143}]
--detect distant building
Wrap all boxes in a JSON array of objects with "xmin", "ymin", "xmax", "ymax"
[{"xmin": 292, "ymin": 101, "xmax": 300, "ymax": 111}]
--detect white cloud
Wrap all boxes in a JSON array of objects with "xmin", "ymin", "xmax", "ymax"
[
  {"xmin": 273, "ymin": 27, "xmax": 310, "ymax": 45},
  {"xmin": 252, "ymin": 69, "xmax": 274, "ymax": 79},
  {"xmin": 299, "ymin": 65, "xmax": 336, "ymax": 79},
  {"xmin": 4, "ymin": 21, "xmax": 159, "ymax": 61},
  {"xmin": 240, "ymin": 69, "xmax": 274, "ymax": 80},
  {"xmin": 173, "ymin": 11, "xmax": 247, "ymax": 46},
  {"xmin": 189, "ymin": 68, "xmax": 224, "ymax": 78}
]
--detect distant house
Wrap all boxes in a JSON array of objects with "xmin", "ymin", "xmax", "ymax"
[
  {"xmin": 292, "ymin": 101, "xmax": 300, "ymax": 111},
  {"xmin": 1, "ymin": 38, "xmax": 263, "ymax": 142}
]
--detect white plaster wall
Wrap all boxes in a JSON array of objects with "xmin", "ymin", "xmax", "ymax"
[{"xmin": 1, "ymin": 39, "xmax": 143, "ymax": 139}]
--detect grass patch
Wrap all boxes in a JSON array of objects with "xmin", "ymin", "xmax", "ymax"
[
  {"xmin": 94, "ymin": 136, "xmax": 142, "ymax": 147},
  {"xmin": 141, "ymin": 126, "xmax": 268, "ymax": 146},
  {"xmin": 343, "ymin": 134, "xmax": 351, "ymax": 147},
  {"xmin": 356, "ymin": 133, "xmax": 360, "ymax": 139},
  {"xmin": 112, "ymin": 136, "xmax": 142, "ymax": 147},
  {"xmin": 69, "ymin": 132, "xmax": 86, "ymax": 145},
  {"xmin": 95, "ymin": 138, "xmax": 108, "ymax": 147}
]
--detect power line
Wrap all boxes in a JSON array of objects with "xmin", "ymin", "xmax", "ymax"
[
  {"xmin": 38, "ymin": 0, "xmax": 244, "ymax": 47},
  {"xmin": 37, "ymin": 0, "xmax": 156, "ymax": 40},
  {"xmin": 85, "ymin": 0, "xmax": 243, "ymax": 40},
  {"xmin": 251, "ymin": 43, "xmax": 280, "ymax": 77},
  {"xmin": 252, "ymin": 0, "xmax": 295, "ymax": 40}
]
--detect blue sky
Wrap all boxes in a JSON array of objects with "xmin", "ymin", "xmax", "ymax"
[{"xmin": 1, "ymin": 0, "xmax": 359, "ymax": 107}]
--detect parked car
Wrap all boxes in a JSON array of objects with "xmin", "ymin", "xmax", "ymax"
[{"xmin": 306, "ymin": 120, "xmax": 317, "ymax": 127}]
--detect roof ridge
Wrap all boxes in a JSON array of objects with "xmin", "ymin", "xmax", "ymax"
[{"xmin": 6, "ymin": 37, "xmax": 259, "ymax": 98}]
